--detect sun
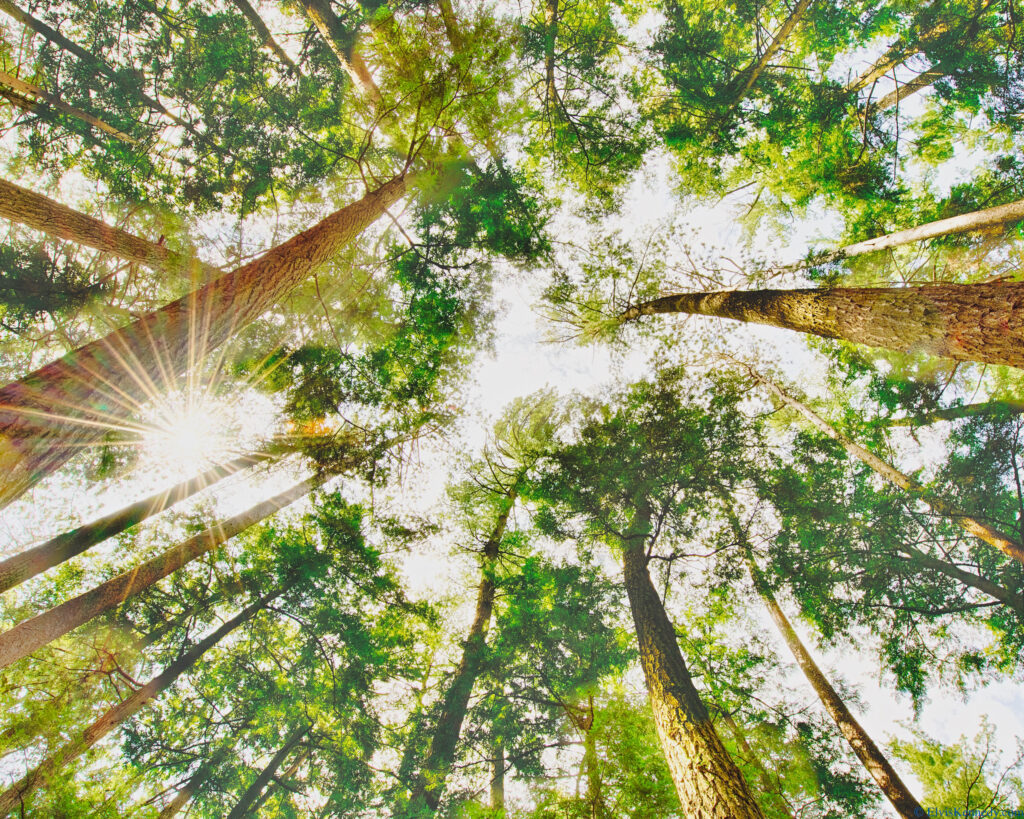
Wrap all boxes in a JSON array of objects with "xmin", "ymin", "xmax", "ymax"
[{"xmin": 141, "ymin": 391, "xmax": 235, "ymax": 478}]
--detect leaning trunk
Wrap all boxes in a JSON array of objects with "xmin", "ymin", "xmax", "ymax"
[
  {"xmin": 400, "ymin": 496, "xmax": 516, "ymax": 816},
  {"xmin": 226, "ymin": 0, "xmax": 298, "ymax": 71},
  {"xmin": 225, "ymin": 725, "xmax": 308, "ymax": 819},
  {"xmin": 299, "ymin": 0, "xmax": 382, "ymax": 101},
  {"xmin": 0, "ymin": 174, "xmax": 406, "ymax": 507},
  {"xmin": 731, "ymin": 0, "xmax": 815, "ymax": 103},
  {"xmin": 0, "ymin": 475, "xmax": 324, "ymax": 670},
  {"xmin": 0, "ymin": 451, "xmax": 273, "ymax": 594},
  {"xmin": 0, "ymin": 586, "xmax": 283, "ymax": 815},
  {"xmin": 0, "ymin": 178, "xmax": 219, "ymax": 277},
  {"xmin": 624, "ymin": 282, "xmax": 1024, "ymax": 370},
  {"xmin": 748, "ymin": 368, "xmax": 1024, "ymax": 566},
  {"xmin": 884, "ymin": 399, "xmax": 1024, "ymax": 427},
  {"xmin": 866, "ymin": 61, "xmax": 949, "ymax": 113},
  {"xmin": 619, "ymin": 509, "xmax": 765, "ymax": 818},
  {"xmin": 748, "ymin": 561, "xmax": 924, "ymax": 819}
]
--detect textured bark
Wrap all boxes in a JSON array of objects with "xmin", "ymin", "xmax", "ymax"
[
  {"xmin": 0, "ymin": 178, "xmax": 219, "ymax": 277},
  {"xmin": 157, "ymin": 755, "xmax": 221, "ymax": 819},
  {"xmin": 0, "ymin": 587, "xmax": 281, "ymax": 816},
  {"xmin": 225, "ymin": 725, "xmax": 308, "ymax": 819},
  {"xmin": 0, "ymin": 450, "xmax": 273, "ymax": 594},
  {"xmin": 731, "ymin": 0, "xmax": 815, "ymax": 103},
  {"xmin": 0, "ymin": 69, "xmax": 138, "ymax": 143},
  {"xmin": 884, "ymin": 400, "xmax": 1024, "ymax": 427},
  {"xmin": 490, "ymin": 740, "xmax": 505, "ymax": 813},
  {"xmin": 620, "ymin": 509, "xmax": 765, "ymax": 818},
  {"xmin": 436, "ymin": 0, "xmax": 465, "ymax": 51},
  {"xmin": 749, "ymin": 370, "xmax": 1024, "ymax": 566},
  {"xmin": 0, "ymin": 475, "xmax": 324, "ymax": 670},
  {"xmin": 624, "ymin": 282, "xmax": 1024, "ymax": 370},
  {"xmin": 0, "ymin": 0, "xmax": 206, "ymax": 140},
  {"xmin": 249, "ymin": 748, "xmax": 310, "ymax": 814},
  {"xmin": 299, "ymin": 0, "xmax": 383, "ymax": 102},
  {"xmin": 867, "ymin": 61, "xmax": 949, "ymax": 113},
  {"xmin": 400, "ymin": 494, "xmax": 516, "ymax": 816},
  {"xmin": 544, "ymin": 0, "xmax": 559, "ymax": 106},
  {"xmin": 748, "ymin": 562, "xmax": 924, "ymax": 819},
  {"xmin": 0, "ymin": 174, "xmax": 406, "ymax": 507},
  {"xmin": 225, "ymin": 0, "xmax": 298, "ymax": 71}
]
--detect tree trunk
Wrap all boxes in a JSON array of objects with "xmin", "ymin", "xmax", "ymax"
[
  {"xmin": 886, "ymin": 399, "xmax": 1024, "ymax": 426},
  {"xmin": 0, "ymin": 173, "xmax": 407, "ymax": 508},
  {"xmin": 731, "ymin": 0, "xmax": 815, "ymax": 104},
  {"xmin": 747, "ymin": 560, "xmax": 924, "ymax": 819},
  {"xmin": 0, "ymin": 0, "xmax": 210, "ymax": 142},
  {"xmin": 225, "ymin": 0, "xmax": 299, "ymax": 71},
  {"xmin": 490, "ymin": 740, "xmax": 505, "ymax": 814},
  {"xmin": 0, "ymin": 69, "xmax": 138, "ymax": 144},
  {"xmin": 0, "ymin": 474, "xmax": 325, "ymax": 670},
  {"xmin": 582, "ymin": 717, "xmax": 605, "ymax": 819},
  {"xmin": 747, "ymin": 368, "xmax": 1024, "ymax": 566},
  {"xmin": 719, "ymin": 710, "xmax": 792, "ymax": 817},
  {"xmin": 400, "ymin": 495, "xmax": 516, "ymax": 816},
  {"xmin": 0, "ymin": 585, "xmax": 283, "ymax": 815},
  {"xmin": 867, "ymin": 61, "xmax": 950, "ymax": 114},
  {"xmin": 623, "ymin": 282, "xmax": 1024, "ymax": 370},
  {"xmin": 299, "ymin": 0, "xmax": 383, "ymax": 102},
  {"xmin": 156, "ymin": 747, "xmax": 232, "ymax": 819},
  {"xmin": 0, "ymin": 178, "xmax": 219, "ymax": 278},
  {"xmin": 249, "ymin": 747, "xmax": 310, "ymax": 814},
  {"xmin": 619, "ymin": 508, "xmax": 765, "ymax": 818},
  {"xmin": 544, "ymin": 0, "xmax": 559, "ymax": 107},
  {"xmin": 0, "ymin": 450, "xmax": 273, "ymax": 594},
  {"xmin": 225, "ymin": 724, "xmax": 308, "ymax": 819}
]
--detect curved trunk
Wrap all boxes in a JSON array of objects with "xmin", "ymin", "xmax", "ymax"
[
  {"xmin": 731, "ymin": 0, "xmax": 815, "ymax": 104},
  {"xmin": 0, "ymin": 174, "xmax": 406, "ymax": 508},
  {"xmin": 0, "ymin": 474, "xmax": 325, "ymax": 670},
  {"xmin": 748, "ymin": 369, "xmax": 1024, "ymax": 566},
  {"xmin": 225, "ymin": 724, "xmax": 308, "ymax": 819},
  {"xmin": 624, "ymin": 282, "xmax": 1024, "ymax": 370},
  {"xmin": 0, "ymin": 69, "xmax": 138, "ymax": 144},
  {"xmin": 885, "ymin": 399, "xmax": 1024, "ymax": 427},
  {"xmin": 0, "ymin": 178, "xmax": 219, "ymax": 277},
  {"xmin": 225, "ymin": 0, "xmax": 298, "ymax": 71},
  {"xmin": 748, "ymin": 561, "xmax": 924, "ymax": 819},
  {"xmin": 0, "ymin": 451, "xmax": 273, "ymax": 594},
  {"xmin": 401, "ymin": 495, "xmax": 516, "ymax": 816},
  {"xmin": 620, "ymin": 509, "xmax": 765, "ymax": 818},
  {"xmin": 0, "ymin": 586, "xmax": 283, "ymax": 815}
]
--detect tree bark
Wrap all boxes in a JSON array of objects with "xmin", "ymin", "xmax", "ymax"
[
  {"xmin": 0, "ymin": 585, "xmax": 283, "ymax": 815},
  {"xmin": 747, "ymin": 560, "xmax": 924, "ymax": 819},
  {"xmin": 225, "ymin": 0, "xmax": 299, "ymax": 72},
  {"xmin": 866, "ymin": 61, "xmax": 950, "ymax": 114},
  {"xmin": 490, "ymin": 740, "xmax": 505, "ymax": 814},
  {"xmin": 400, "ymin": 494, "xmax": 516, "ymax": 816},
  {"xmin": 0, "ymin": 474, "xmax": 325, "ymax": 670},
  {"xmin": 884, "ymin": 399, "xmax": 1024, "ymax": 427},
  {"xmin": 623, "ymin": 282, "xmax": 1024, "ymax": 370},
  {"xmin": 0, "ymin": 178, "xmax": 220, "ymax": 278},
  {"xmin": 299, "ymin": 0, "xmax": 383, "ymax": 102},
  {"xmin": 619, "ymin": 508, "xmax": 765, "ymax": 818},
  {"xmin": 544, "ymin": 0, "xmax": 559, "ymax": 107},
  {"xmin": 0, "ymin": 69, "xmax": 139, "ymax": 144},
  {"xmin": 0, "ymin": 173, "xmax": 407, "ymax": 508},
  {"xmin": 249, "ymin": 747, "xmax": 310, "ymax": 814},
  {"xmin": 731, "ymin": 0, "xmax": 815, "ymax": 104},
  {"xmin": 0, "ymin": 450, "xmax": 274, "ymax": 594},
  {"xmin": 746, "ymin": 368, "xmax": 1024, "ymax": 566},
  {"xmin": 225, "ymin": 724, "xmax": 308, "ymax": 819},
  {"xmin": 156, "ymin": 744, "xmax": 236, "ymax": 819}
]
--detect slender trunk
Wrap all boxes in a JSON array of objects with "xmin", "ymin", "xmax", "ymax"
[
  {"xmin": 884, "ymin": 399, "xmax": 1024, "ymax": 427},
  {"xmin": 0, "ymin": 173, "xmax": 407, "ymax": 507},
  {"xmin": 747, "ymin": 368, "xmax": 1024, "ymax": 566},
  {"xmin": 719, "ymin": 710, "xmax": 792, "ymax": 817},
  {"xmin": 624, "ymin": 282, "xmax": 1024, "ymax": 370},
  {"xmin": 544, "ymin": 0, "xmax": 559, "ymax": 106},
  {"xmin": 619, "ymin": 507, "xmax": 765, "ymax": 818},
  {"xmin": 582, "ymin": 720, "xmax": 604, "ymax": 819},
  {"xmin": 845, "ymin": 40, "xmax": 920, "ymax": 95},
  {"xmin": 0, "ymin": 69, "xmax": 138, "ymax": 144},
  {"xmin": 299, "ymin": 0, "xmax": 383, "ymax": 102},
  {"xmin": 731, "ymin": 0, "xmax": 815, "ymax": 103},
  {"xmin": 867, "ymin": 61, "xmax": 949, "ymax": 114},
  {"xmin": 225, "ymin": 724, "xmax": 308, "ymax": 819},
  {"xmin": 0, "ymin": 474, "xmax": 325, "ymax": 670},
  {"xmin": 249, "ymin": 747, "xmax": 310, "ymax": 814},
  {"xmin": 400, "ymin": 495, "xmax": 516, "ymax": 816},
  {"xmin": 157, "ymin": 749, "xmax": 228, "ymax": 819},
  {"xmin": 0, "ymin": 586, "xmax": 283, "ymax": 815},
  {"xmin": 436, "ymin": 0, "xmax": 465, "ymax": 51},
  {"xmin": 0, "ymin": 0, "xmax": 209, "ymax": 141},
  {"xmin": 0, "ymin": 451, "xmax": 273, "ymax": 594},
  {"xmin": 0, "ymin": 178, "xmax": 219, "ymax": 277},
  {"xmin": 225, "ymin": 0, "xmax": 299, "ymax": 71},
  {"xmin": 747, "ymin": 560, "xmax": 924, "ymax": 819},
  {"xmin": 895, "ymin": 541, "xmax": 1024, "ymax": 620},
  {"xmin": 490, "ymin": 740, "xmax": 505, "ymax": 814}
]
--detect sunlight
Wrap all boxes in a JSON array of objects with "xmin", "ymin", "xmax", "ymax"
[{"xmin": 141, "ymin": 391, "xmax": 234, "ymax": 478}]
